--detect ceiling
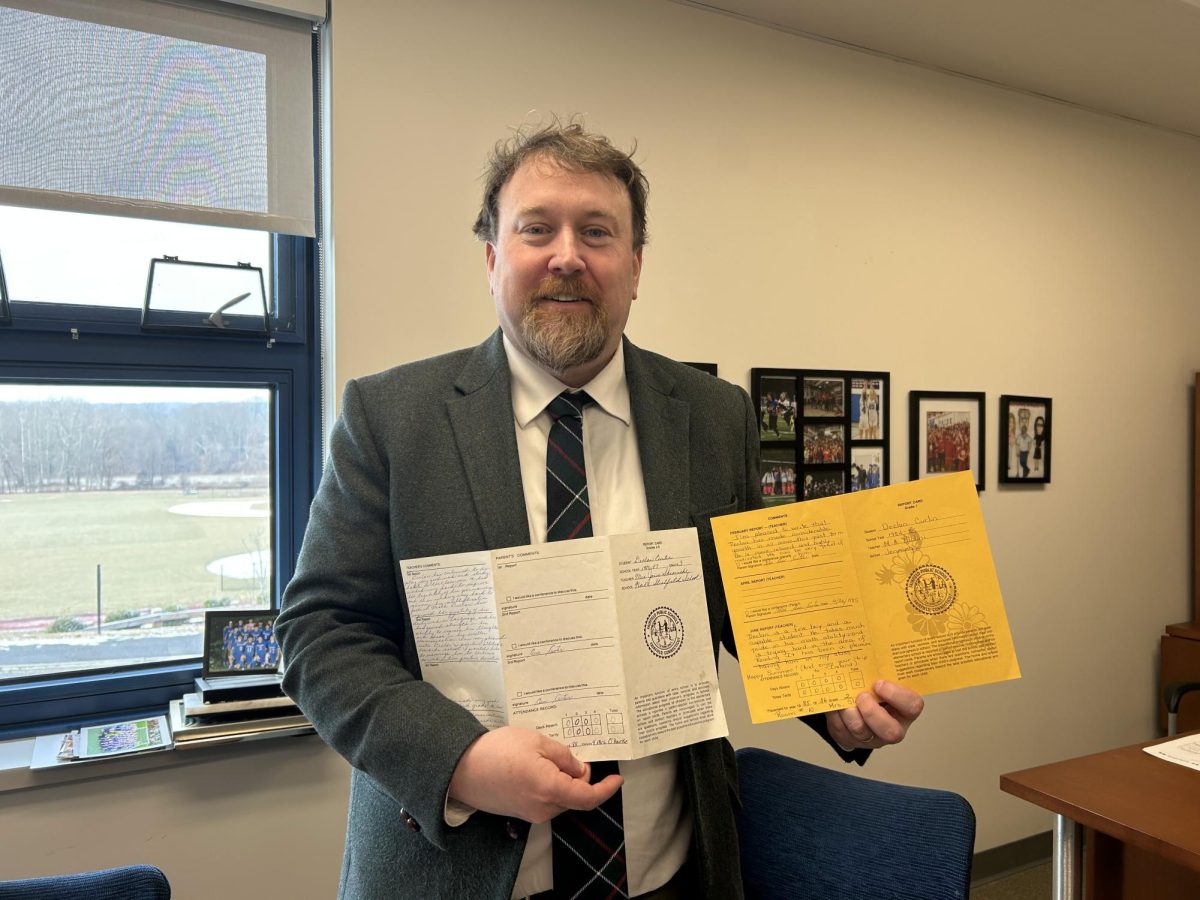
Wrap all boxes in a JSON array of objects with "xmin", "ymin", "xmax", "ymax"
[{"xmin": 672, "ymin": 0, "xmax": 1200, "ymax": 140}]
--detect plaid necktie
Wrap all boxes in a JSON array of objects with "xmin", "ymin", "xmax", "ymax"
[
  {"xmin": 545, "ymin": 390, "xmax": 627, "ymax": 899},
  {"xmin": 545, "ymin": 391, "xmax": 596, "ymax": 542}
]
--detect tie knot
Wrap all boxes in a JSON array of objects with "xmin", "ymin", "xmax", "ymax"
[{"xmin": 547, "ymin": 390, "xmax": 593, "ymax": 422}]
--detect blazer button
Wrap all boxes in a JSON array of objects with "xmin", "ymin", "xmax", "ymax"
[
  {"xmin": 400, "ymin": 809, "xmax": 421, "ymax": 832},
  {"xmin": 505, "ymin": 820, "xmax": 521, "ymax": 840}
]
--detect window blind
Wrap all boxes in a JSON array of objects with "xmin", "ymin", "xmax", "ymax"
[{"xmin": 0, "ymin": 0, "xmax": 316, "ymax": 236}]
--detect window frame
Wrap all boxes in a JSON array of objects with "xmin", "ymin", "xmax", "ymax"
[{"xmin": 0, "ymin": 234, "xmax": 320, "ymax": 739}]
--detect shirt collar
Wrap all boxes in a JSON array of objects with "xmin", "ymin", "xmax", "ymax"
[{"xmin": 503, "ymin": 333, "xmax": 632, "ymax": 429}]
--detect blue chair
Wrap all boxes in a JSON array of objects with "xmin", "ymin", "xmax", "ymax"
[
  {"xmin": 736, "ymin": 747, "xmax": 975, "ymax": 900},
  {"xmin": 0, "ymin": 864, "xmax": 170, "ymax": 899}
]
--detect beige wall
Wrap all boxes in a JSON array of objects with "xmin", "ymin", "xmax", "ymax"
[
  {"xmin": 6, "ymin": 0, "xmax": 1200, "ymax": 892},
  {"xmin": 1, "ymin": 739, "xmax": 349, "ymax": 896}
]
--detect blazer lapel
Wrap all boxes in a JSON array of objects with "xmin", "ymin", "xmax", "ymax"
[
  {"xmin": 447, "ymin": 330, "xmax": 531, "ymax": 551},
  {"xmin": 625, "ymin": 339, "xmax": 692, "ymax": 531}
]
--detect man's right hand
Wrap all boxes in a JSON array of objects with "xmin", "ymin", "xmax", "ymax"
[{"xmin": 448, "ymin": 726, "xmax": 623, "ymax": 824}]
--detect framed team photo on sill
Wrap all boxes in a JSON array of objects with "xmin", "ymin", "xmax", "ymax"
[
  {"xmin": 203, "ymin": 609, "xmax": 281, "ymax": 677},
  {"xmin": 909, "ymin": 391, "xmax": 986, "ymax": 491},
  {"xmin": 999, "ymin": 395, "xmax": 1052, "ymax": 484}
]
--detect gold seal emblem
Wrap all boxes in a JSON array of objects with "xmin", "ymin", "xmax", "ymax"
[
  {"xmin": 905, "ymin": 564, "xmax": 957, "ymax": 615},
  {"xmin": 643, "ymin": 606, "xmax": 685, "ymax": 659}
]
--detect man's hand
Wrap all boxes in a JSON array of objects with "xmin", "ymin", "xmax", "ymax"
[
  {"xmin": 448, "ymin": 726, "xmax": 623, "ymax": 824},
  {"xmin": 825, "ymin": 680, "xmax": 924, "ymax": 751}
]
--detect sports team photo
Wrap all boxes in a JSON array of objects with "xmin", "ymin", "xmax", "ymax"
[
  {"xmin": 802, "ymin": 470, "xmax": 844, "ymax": 500},
  {"xmin": 803, "ymin": 377, "xmax": 844, "ymax": 418},
  {"xmin": 802, "ymin": 424, "xmax": 845, "ymax": 464},
  {"xmin": 759, "ymin": 450, "xmax": 797, "ymax": 505},
  {"xmin": 925, "ymin": 411, "xmax": 972, "ymax": 474},
  {"xmin": 851, "ymin": 447, "xmax": 884, "ymax": 492},
  {"xmin": 204, "ymin": 610, "xmax": 280, "ymax": 676},
  {"xmin": 851, "ymin": 378, "xmax": 884, "ymax": 440},
  {"xmin": 758, "ymin": 375, "xmax": 797, "ymax": 441}
]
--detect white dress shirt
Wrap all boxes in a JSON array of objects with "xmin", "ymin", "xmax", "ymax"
[{"xmin": 504, "ymin": 334, "xmax": 692, "ymax": 899}]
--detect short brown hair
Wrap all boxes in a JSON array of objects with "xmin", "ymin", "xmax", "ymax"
[{"xmin": 473, "ymin": 119, "xmax": 649, "ymax": 249}]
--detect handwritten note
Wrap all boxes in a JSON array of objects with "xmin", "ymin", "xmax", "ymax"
[
  {"xmin": 399, "ymin": 528, "xmax": 728, "ymax": 761},
  {"xmin": 405, "ymin": 557, "xmax": 499, "ymax": 665},
  {"xmin": 712, "ymin": 471, "xmax": 1019, "ymax": 722}
]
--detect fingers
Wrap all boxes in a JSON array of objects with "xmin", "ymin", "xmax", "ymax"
[
  {"xmin": 874, "ymin": 679, "xmax": 925, "ymax": 722},
  {"xmin": 447, "ymin": 726, "xmax": 625, "ymax": 823},
  {"xmin": 538, "ymin": 734, "xmax": 588, "ymax": 780},
  {"xmin": 826, "ymin": 681, "xmax": 926, "ymax": 750},
  {"xmin": 855, "ymin": 691, "xmax": 905, "ymax": 744},
  {"xmin": 824, "ymin": 710, "xmax": 860, "ymax": 751},
  {"xmin": 552, "ymin": 769, "xmax": 624, "ymax": 812}
]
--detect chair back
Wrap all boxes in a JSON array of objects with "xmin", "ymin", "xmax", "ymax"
[
  {"xmin": 0, "ymin": 864, "xmax": 170, "ymax": 899},
  {"xmin": 736, "ymin": 747, "xmax": 974, "ymax": 900}
]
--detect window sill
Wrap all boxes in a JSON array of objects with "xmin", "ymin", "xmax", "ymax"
[{"xmin": 0, "ymin": 723, "xmax": 318, "ymax": 796}]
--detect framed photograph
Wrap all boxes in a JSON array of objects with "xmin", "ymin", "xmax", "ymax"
[
  {"xmin": 850, "ymin": 446, "xmax": 884, "ymax": 492},
  {"xmin": 203, "ymin": 609, "xmax": 280, "ymax": 677},
  {"xmin": 802, "ymin": 469, "xmax": 843, "ymax": 500},
  {"xmin": 803, "ymin": 376, "xmax": 844, "ymax": 418},
  {"xmin": 909, "ymin": 391, "xmax": 986, "ymax": 491},
  {"xmin": 751, "ymin": 368, "xmax": 890, "ymax": 500},
  {"xmin": 760, "ymin": 448, "xmax": 797, "ymax": 505},
  {"xmin": 755, "ymin": 374, "xmax": 798, "ymax": 442},
  {"xmin": 999, "ymin": 395, "xmax": 1052, "ymax": 484},
  {"xmin": 803, "ymin": 424, "xmax": 845, "ymax": 464},
  {"xmin": 851, "ymin": 377, "xmax": 885, "ymax": 440}
]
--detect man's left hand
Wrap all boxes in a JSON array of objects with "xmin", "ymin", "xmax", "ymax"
[{"xmin": 825, "ymin": 680, "xmax": 924, "ymax": 751}]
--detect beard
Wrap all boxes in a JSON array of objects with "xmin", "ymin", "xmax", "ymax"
[{"xmin": 517, "ymin": 277, "xmax": 610, "ymax": 376}]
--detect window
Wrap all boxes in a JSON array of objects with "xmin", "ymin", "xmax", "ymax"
[
  {"xmin": 0, "ymin": 207, "xmax": 272, "ymax": 310},
  {"xmin": 0, "ymin": 0, "xmax": 324, "ymax": 738},
  {"xmin": 0, "ymin": 383, "xmax": 272, "ymax": 678}
]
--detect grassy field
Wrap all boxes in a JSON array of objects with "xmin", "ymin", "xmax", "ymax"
[{"xmin": 0, "ymin": 490, "xmax": 270, "ymax": 620}]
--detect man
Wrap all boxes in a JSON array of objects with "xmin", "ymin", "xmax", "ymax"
[
  {"xmin": 1015, "ymin": 418, "xmax": 1033, "ymax": 478},
  {"xmin": 276, "ymin": 122, "xmax": 923, "ymax": 900}
]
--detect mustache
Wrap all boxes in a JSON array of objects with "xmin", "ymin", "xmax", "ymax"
[{"xmin": 528, "ymin": 276, "xmax": 599, "ymax": 303}]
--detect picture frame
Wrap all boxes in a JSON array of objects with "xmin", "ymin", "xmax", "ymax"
[
  {"xmin": 850, "ymin": 446, "xmax": 884, "ymax": 493},
  {"xmin": 751, "ymin": 367, "xmax": 890, "ymax": 501},
  {"xmin": 802, "ymin": 376, "xmax": 844, "ymax": 418},
  {"xmin": 202, "ymin": 609, "xmax": 280, "ymax": 678},
  {"xmin": 759, "ymin": 447, "xmax": 798, "ymax": 505},
  {"xmin": 850, "ymin": 376, "xmax": 885, "ymax": 440},
  {"xmin": 999, "ymin": 395, "xmax": 1052, "ymax": 484},
  {"xmin": 802, "ymin": 469, "xmax": 843, "ymax": 500},
  {"xmin": 756, "ymin": 373, "xmax": 798, "ymax": 442},
  {"xmin": 802, "ymin": 424, "xmax": 844, "ymax": 464},
  {"xmin": 909, "ymin": 391, "xmax": 986, "ymax": 491}
]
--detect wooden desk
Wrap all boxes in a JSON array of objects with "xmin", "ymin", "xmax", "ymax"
[{"xmin": 1001, "ymin": 734, "xmax": 1200, "ymax": 900}]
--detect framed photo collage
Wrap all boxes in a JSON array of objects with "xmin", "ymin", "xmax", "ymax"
[{"xmin": 751, "ymin": 368, "xmax": 890, "ymax": 505}]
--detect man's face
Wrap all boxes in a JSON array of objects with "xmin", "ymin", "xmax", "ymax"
[{"xmin": 486, "ymin": 156, "xmax": 642, "ymax": 387}]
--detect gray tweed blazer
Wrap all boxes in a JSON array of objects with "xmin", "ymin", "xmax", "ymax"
[{"xmin": 277, "ymin": 330, "xmax": 855, "ymax": 899}]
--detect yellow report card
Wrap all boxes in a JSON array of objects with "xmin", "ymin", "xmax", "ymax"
[{"xmin": 711, "ymin": 470, "xmax": 1019, "ymax": 723}]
